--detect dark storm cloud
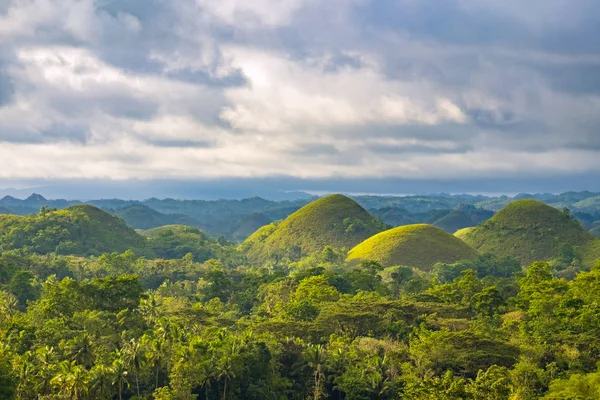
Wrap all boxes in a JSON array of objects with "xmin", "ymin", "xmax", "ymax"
[
  {"xmin": 366, "ymin": 143, "xmax": 473, "ymax": 156},
  {"xmin": 0, "ymin": 60, "xmax": 14, "ymax": 106},
  {"xmin": 143, "ymin": 139, "xmax": 217, "ymax": 148},
  {"xmin": 287, "ymin": 143, "xmax": 340, "ymax": 156},
  {"xmin": 0, "ymin": 122, "xmax": 89, "ymax": 144},
  {"xmin": 165, "ymin": 68, "xmax": 247, "ymax": 87},
  {"xmin": 322, "ymin": 53, "xmax": 365, "ymax": 73}
]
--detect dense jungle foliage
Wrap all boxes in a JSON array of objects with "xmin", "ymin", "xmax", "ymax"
[{"xmin": 2, "ymin": 248, "xmax": 600, "ymax": 399}]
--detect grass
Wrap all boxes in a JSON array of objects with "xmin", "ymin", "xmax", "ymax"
[
  {"xmin": 244, "ymin": 194, "xmax": 387, "ymax": 263},
  {"xmin": 462, "ymin": 200, "xmax": 593, "ymax": 265},
  {"xmin": 454, "ymin": 227, "xmax": 476, "ymax": 241},
  {"xmin": 347, "ymin": 224, "xmax": 478, "ymax": 270},
  {"xmin": 581, "ymin": 239, "xmax": 600, "ymax": 266}
]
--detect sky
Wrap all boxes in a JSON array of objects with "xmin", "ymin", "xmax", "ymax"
[{"xmin": 0, "ymin": 0, "xmax": 599, "ymax": 199}]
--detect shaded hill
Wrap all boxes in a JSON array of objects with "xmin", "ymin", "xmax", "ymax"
[
  {"xmin": 347, "ymin": 224, "xmax": 478, "ymax": 270},
  {"xmin": 142, "ymin": 225, "xmax": 225, "ymax": 262},
  {"xmin": 232, "ymin": 213, "xmax": 272, "ymax": 242},
  {"xmin": 590, "ymin": 226, "xmax": 600, "ymax": 239},
  {"xmin": 244, "ymin": 194, "xmax": 388, "ymax": 263},
  {"xmin": 431, "ymin": 205, "xmax": 494, "ymax": 234},
  {"xmin": 461, "ymin": 200, "xmax": 594, "ymax": 265},
  {"xmin": 0, "ymin": 206, "xmax": 12, "ymax": 214},
  {"xmin": 0, "ymin": 205, "xmax": 151, "ymax": 256},
  {"xmin": 115, "ymin": 204, "xmax": 203, "ymax": 230},
  {"xmin": 432, "ymin": 210, "xmax": 473, "ymax": 233},
  {"xmin": 370, "ymin": 207, "xmax": 418, "ymax": 227}
]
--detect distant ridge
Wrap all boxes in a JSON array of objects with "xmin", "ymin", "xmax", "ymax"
[{"xmin": 25, "ymin": 193, "xmax": 47, "ymax": 202}]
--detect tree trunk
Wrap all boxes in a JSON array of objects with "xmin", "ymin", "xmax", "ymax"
[
  {"xmin": 222, "ymin": 378, "xmax": 227, "ymax": 400},
  {"xmin": 136, "ymin": 372, "xmax": 140, "ymax": 396}
]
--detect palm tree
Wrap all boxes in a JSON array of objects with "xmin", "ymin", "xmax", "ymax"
[
  {"xmin": 215, "ymin": 341, "xmax": 238, "ymax": 400},
  {"xmin": 140, "ymin": 293, "xmax": 161, "ymax": 323},
  {"xmin": 146, "ymin": 337, "xmax": 166, "ymax": 390},
  {"xmin": 216, "ymin": 355, "xmax": 236, "ymax": 400},
  {"xmin": 112, "ymin": 357, "xmax": 129, "ymax": 400},
  {"xmin": 123, "ymin": 338, "xmax": 144, "ymax": 396},
  {"xmin": 305, "ymin": 344, "xmax": 327, "ymax": 400},
  {"xmin": 367, "ymin": 355, "xmax": 392, "ymax": 399},
  {"xmin": 67, "ymin": 333, "xmax": 95, "ymax": 369},
  {"xmin": 65, "ymin": 364, "xmax": 88, "ymax": 400},
  {"xmin": 36, "ymin": 346, "xmax": 56, "ymax": 396},
  {"xmin": 51, "ymin": 360, "xmax": 88, "ymax": 400},
  {"xmin": 88, "ymin": 364, "xmax": 114, "ymax": 399},
  {"xmin": 0, "ymin": 291, "xmax": 19, "ymax": 323},
  {"xmin": 14, "ymin": 351, "xmax": 36, "ymax": 399}
]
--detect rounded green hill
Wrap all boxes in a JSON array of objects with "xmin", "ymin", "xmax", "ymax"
[
  {"xmin": 0, "ymin": 204, "xmax": 151, "ymax": 256},
  {"xmin": 432, "ymin": 210, "xmax": 473, "ymax": 233},
  {"xmin": 461, "ymin": 200, "xmax": 595, "ymax": 265},
  {"xmin": 243, "ymin": 194, "xmax": 387, "ymax": 263},
  {"xmin": 142, "ymin": 225, "xmax": 222, "ymax": 261},
  {"xmin": 347, "ymin": 224, "xmax": 478, "ymax": 270}
]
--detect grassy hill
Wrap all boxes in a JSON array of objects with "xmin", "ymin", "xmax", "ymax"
[
  {"xmin": 142, "ymin": 225, "xmax": 225, "ymax": 261},
  {"xmin": 347, "ymin": 224, "xmax": 478, "ymax": 270},
  {"xmin": 232, "ymin": 213, "xmax": 272, "ymax": 242},
  {"xmin": 243, "ymin": 194, "xmax": 388, "ymax": 263},
  {"xmin": 0, "ymin": 205, "xmax": 151, "ymax": 256},
  {"xmin": 590, "ymin": 226, "xmax": 600, "ymax": 239},
  {"xmin": 115, "ymin": 204, "xmax": 202, "ymax": 230},
  {"xmin": 461, "ymin": 200, "xmax": 595, "ymax": 265},
  {"xmin": 432, "ymin": 210, "xmax": 474, "ymax": 233}
]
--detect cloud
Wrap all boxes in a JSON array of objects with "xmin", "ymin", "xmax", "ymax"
[{"xmin": 0, "ymin": 0, "xmax": 599, "ymax": 191}]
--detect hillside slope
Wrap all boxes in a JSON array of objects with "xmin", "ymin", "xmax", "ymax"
[
  {"xmin": 142, "ymin": 225, "xmax": 228, "ymax": 262},
  {"xmin": 0, "ymin": 205, "xmax": 151, "ymax": 256},
  {"xmin": 244, "ymin": 194, "xmax": 387, "ymax": 263},
  {"xmin": 454, "ymin": 227, "xmax": 476, "ymax": 241},
  {"xmin": 232, "ymin": 213, "xmax": 272, "ymax": 242},
  {"xmin": 347, "ymin": 224, "xmax": 478, "ymax": 270},
  {"xmin": 432, "ymin": 210, "xmax": 473, "ymax": 233},
  {"xmin": 115, "ymin": 204, "xmax": 202, "ymax": 230},
  {"xmin": 461, "ymin": 200, "xmax": 594, "ymax": 265}
]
